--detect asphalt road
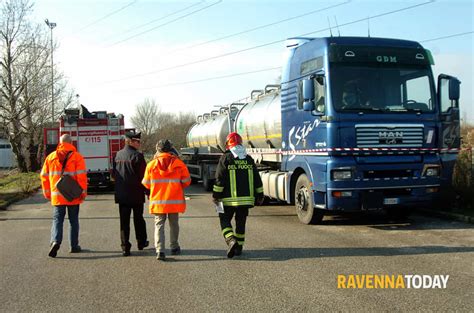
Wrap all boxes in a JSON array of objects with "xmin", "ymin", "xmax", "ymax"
[{"xmin": 1, "ymin": 185, "xmax": 473, "ymax": 312}]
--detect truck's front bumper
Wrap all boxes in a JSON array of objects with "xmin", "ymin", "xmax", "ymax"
[{"xmin": 325, "ymin": 177, "xmax": 440, "ymax": 211}]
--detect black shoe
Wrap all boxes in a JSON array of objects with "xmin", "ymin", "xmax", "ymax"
[
  {"xmin": 137, "ymin": 240, "xmax": 149, "ymax": 250},
  {"xmin": 48, "ymin": 242, "xmax": 60, "ymax": 258},
  {"xmin": 226, "ymin": 239, "xmax": 238, "ymax": 258},
  {"xmin": 171, "ymin": 247, "xmax": 181, "ymax": 255},
  {"xmin": 157, "ymin": 252, "xmax": 166, "ymax": 261},
  {"xmin": 234, "ymin": 245, "xmax": 243, "ymax": 256},
  {"xmin": 70, "ymin": 245, "xmax": 82, "ymax": 253},
  {"xmin": 122, "ymin": 250, "xmax": 131, "ymax": 257}
]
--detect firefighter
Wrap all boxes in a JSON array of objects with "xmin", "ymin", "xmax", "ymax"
[
  {"xmin": 40, "ymin": 134, "xmax": 88, "ymax": 258},
  {"xmin": 212, "ymin": 132, "xmax": 263, "ymax": 258},
  {"xmin": 142, "ymin": 139, "xmax": 191, "ymax": 261},
  {"xmin": 113, "ymin": 132, "xmax": 149, "ymax": 256}
]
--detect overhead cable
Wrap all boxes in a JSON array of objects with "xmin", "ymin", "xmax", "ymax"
[
  {"xmin": 100, "ymin": 0, "xmax": 435, "ymax": 84},
  {"xmin": 108, "ymin": 0, "xmax": 223, "ymax": 47}
]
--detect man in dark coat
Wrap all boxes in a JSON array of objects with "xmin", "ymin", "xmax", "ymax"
[{"xmin": 113, "ymin": 132, "xmax": 149, "ymax": 256}]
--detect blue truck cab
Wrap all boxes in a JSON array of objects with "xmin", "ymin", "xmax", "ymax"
[{"xmin": 280, "ymin": 36, "xmax": 461, "ymax": 224}]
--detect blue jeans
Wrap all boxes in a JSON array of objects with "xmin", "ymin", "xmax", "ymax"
[{"xmin": 51, "ymin": 205, "xmax": 80, "ymax": 248}]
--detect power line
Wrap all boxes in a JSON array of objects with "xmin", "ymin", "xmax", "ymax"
[
  {"xmin": 120, "ymin": 67, "xmax": 281, "ymax": 92},
  {"xmin": 165, "ymin": 1, "xmax": 350, "ymax": 56},
  {"xmin": 109, "ymin": 31, "xmax": 472, "ymax": 95},
  {"xmin": 103, "ymin": 1, "xmax": 205, "ymax": 43},
  {"xmin": 101, "ymin": 0, "xmax": 435, "ymax": 85},
  {"xmin": 108, "ymin": 0, "xmax": 223, "ymax": 47},
  {"xmin": 298, "ymin": 0, "xmax": 435, "ymax": 37},
  {"xmin": 420, "ymin": 31, "xmax": 474, "ymax": 43},
  {"xmin": 74, "ymin": 0, "xmax": 139, "ymax": 33}
]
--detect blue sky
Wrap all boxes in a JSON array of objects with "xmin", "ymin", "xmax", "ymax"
[{"xmin": 32, "ymin": 0, "xmax": 473, "ymax": 125}]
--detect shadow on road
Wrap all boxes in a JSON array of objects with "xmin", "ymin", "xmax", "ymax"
[
  {"xmin": 320, "ymin": 213, "xmax": 474, "ymax": 230},
  {"xmin": 54, "ymin": 248, "xmax": 156, "ymax": 260},
  {"xmin": 45, "ymin": 245, "xmax": 474, "ymax": 261},
  {"xmin": 172, "ymin": 245, "xmax": 474, "ymax": 262}
]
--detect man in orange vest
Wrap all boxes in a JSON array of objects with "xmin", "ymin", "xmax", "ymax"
[
  {"xmin": 142, "ymin": 139, "xmax": 191, "ymax": 261},
  {"xmin": 40, "ymin": 134, "xmax": 88, "ymax": 258}
]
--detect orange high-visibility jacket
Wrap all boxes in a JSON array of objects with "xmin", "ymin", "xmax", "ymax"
[
  {"xmin": 142, "ymin": 152, "xmax": 191, "ymax": 214},
  {"xmin": 40, "ymin": 142, "xmax": 88, "ymax": 206}
]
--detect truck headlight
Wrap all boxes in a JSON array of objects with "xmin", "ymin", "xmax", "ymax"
[
  {"xmin": 331, "ymin": 169, "xmax": 352, "ymax": 181},
  {"xmin": 423, "ymin": 165, "xmax": 440, "ymax": 177}
]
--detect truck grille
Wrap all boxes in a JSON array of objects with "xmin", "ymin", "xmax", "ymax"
[
  {"xmin": 364, "ymin": 169, "xmax": 414, "ymax": 179},
  {"xmin": 356, "ymin": 124, "xmax": 424, "ymax": 148}
]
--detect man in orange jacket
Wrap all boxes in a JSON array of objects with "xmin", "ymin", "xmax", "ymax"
[
  {"xmin": 40, "ymin": 134, "xmax": 87, "ymax": 258},
  {"xmin": 142, "ymin": 139, "xmax": 191, "ymax": 261}
]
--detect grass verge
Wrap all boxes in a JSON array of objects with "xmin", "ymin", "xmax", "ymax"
[{"xmin": 0, "ymin": 171, "xmax": 41, "ymax": 210}]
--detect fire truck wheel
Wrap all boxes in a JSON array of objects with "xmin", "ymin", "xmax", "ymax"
[{"xmin": 295, "ymin": 174, "xmax": 324, "ymax": 225}]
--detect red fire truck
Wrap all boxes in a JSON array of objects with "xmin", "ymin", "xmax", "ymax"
[{"xmin": 43, "ymin": 106, "xmax": 126, "ymax": 187}]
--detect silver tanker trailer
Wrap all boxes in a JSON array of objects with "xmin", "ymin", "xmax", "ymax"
[{"xmin": 181, "ymin": 84, "xmax": 283, "ymax": 193}]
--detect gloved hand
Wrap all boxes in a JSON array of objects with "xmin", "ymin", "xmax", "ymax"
[{"xmin": 212, "ymin": 198, "xmax": 220, "ymax": 205}]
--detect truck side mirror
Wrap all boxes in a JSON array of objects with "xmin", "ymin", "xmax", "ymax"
[
  {"xmin": 449, "ymin": 77, "xmax": 460, "ymax": 101},
  {"xmin": 302, "ymin": 79, "xmax": 315, "ymax": 111}
]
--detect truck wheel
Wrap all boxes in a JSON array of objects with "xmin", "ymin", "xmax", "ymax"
[
  {"xmin": 295, "ymin": 174, "xmax": 324, "ymax": 224},
  {"xmin": 202, "ymin": 166, "xmax": 214, "ymax": 192}
]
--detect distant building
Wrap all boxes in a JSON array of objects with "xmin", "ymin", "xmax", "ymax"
[{"xmin": 0, "ymin": 138, "xmax": 16, "ymax": 168}]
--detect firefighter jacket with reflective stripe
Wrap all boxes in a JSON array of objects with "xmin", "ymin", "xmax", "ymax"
[
  {"xmin": 40, "ymin": 142, "xmax": 88, "ymax": 206},
  {"xmin": 212, "ymin": 151, "xmax": 263, "ymax": 208},
  {"xmin": 142, "ymin": 152, "xmax": 191, "ymax": 214}
]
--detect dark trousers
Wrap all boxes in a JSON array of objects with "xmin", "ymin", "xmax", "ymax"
[
  {"xmin": 219, "ymin": 206, "xmax": 249, "ymax": 246},
  {"xmin": 119, "ymin": 204, "xmax": 147, "ymax": 250}
]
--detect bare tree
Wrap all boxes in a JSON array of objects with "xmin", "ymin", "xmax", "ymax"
[
  {"xmin": 131, "ymin": 98, "xmax": 161, "ymax": 153},
  {"xmin": 0, "ymin": 0, "xmax": 73, "ymax": 171},
  {"xmin": 131, "ymin": 98, "xmax": 196, "ymax": 154},
  {"xmin": 0, "ymin": 0, "xmax": 36, "ymax": 171},
  {"xmin": 150, "ymin": 111, "xmax": 195, "ymax": 153}
]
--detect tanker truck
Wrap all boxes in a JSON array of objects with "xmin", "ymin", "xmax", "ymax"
[{"xmin": 181, "ymin": 36, "xmax": 462, "ymax": 224}]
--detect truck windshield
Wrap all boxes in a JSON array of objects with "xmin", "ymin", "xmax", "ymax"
[{"xmin": 331, "ymin": 64, "xmax": 435, "ymax": 113}]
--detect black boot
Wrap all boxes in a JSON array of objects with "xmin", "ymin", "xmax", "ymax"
[
  {"xmin": 226, "ymin": 237, "xmax": 238, "ymax": 258},
  {"xmin": 137, "ymin": 240, "xmax": 149, "ymax": 250},
  {"xmin": 121, "ymin": 242, "xmax": 131, "ymax": 257},
  {"xmin": 234, "ymin": 244, "xmax": 243, "ymax": 256}
]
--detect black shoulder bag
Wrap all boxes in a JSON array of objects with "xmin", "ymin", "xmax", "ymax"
[{"xmin": 55, "ymin": 151, "xmax": 84, "ymax": 201}]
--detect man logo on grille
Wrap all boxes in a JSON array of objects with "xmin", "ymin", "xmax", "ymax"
[{"xmin": 379, "ymin": 131, "xmax": 403, "ymax": 144}]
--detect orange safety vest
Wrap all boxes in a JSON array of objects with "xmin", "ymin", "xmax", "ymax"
[
  {"xmin": 142, "ymin": 152, "xmax": 191, "ymax": 214},
  {"xmin": 40, "ymin": 142, "xmax": 88, "ymax": 206}
]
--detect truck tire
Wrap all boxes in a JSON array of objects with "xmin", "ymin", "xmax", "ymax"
[{"xmin": 295, "ymin": 174, "xmax": 324, "ymax": 224}]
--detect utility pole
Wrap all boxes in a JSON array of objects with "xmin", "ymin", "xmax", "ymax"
[{"xmin": 45, "ymin": 19, "xmax": 56, "ymax": 123}]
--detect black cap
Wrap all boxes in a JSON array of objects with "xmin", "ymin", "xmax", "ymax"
[
  {"xmin": 156, "ymin": 139, "xmax": 173, "ymax": 152},
  {"xmin": 125, "ymin": 132, "xmax": 141, "ymax": 141}
]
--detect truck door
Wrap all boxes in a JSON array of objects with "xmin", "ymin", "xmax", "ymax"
[
  {"xmin": 438, "ymin": 74, "xmax": 461, "ymax": 185},
  {"xmin": 439, "ymin": 75, "xmax": 461, "ymax": 150}
]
